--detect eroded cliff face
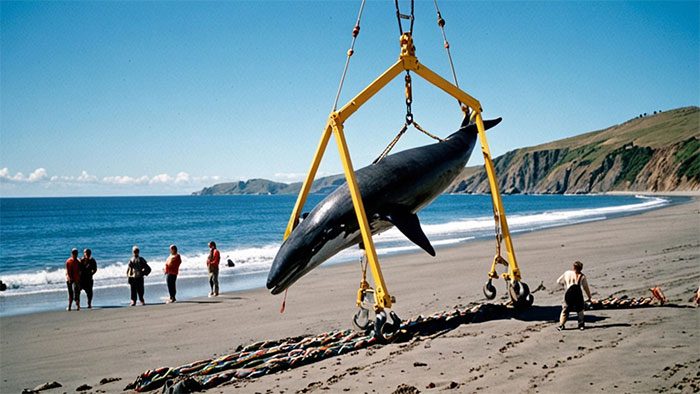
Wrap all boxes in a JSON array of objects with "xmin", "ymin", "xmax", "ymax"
[{"xmin": 448, "ymin": 107, "xmax": 699, "ymax": 194}]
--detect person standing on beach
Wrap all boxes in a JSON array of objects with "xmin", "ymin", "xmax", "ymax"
[
  {"xmin": 79, "ymin": 248, "xmax": 98, "ymax": 308},
  {"xmin": 557, "ymin": 260, "xmax": 592, "ymax": 330},
  {"xmin": 164, "ymin": 244, "xmax": 181, "ymax": 303},
  {"xmin": 207, "ymin": 241, "xmax": 220, "ymax": 297},
  {"xmin": 65, "ymin": 248, "xmax": 81, "ymax": 311},
  {"xmin": 126, "ymin": 246, "xmax": 149, "ymax": 306}
]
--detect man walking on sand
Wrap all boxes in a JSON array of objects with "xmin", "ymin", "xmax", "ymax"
[
  {"xmin": 207, "ymin": 241, "xmax": 220, "ymax": 297},
  {"xmin": 65, "ymin": 248, "xmax": 81, "ymax": 311},
  {"xmin": 557, "ymin": 260, "xmax": 592, "ymax": 330}
]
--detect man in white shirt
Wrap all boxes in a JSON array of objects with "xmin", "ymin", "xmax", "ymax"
[{"xmin": 557, "ymin": 261, "xmax": 592, "ymax": 330}]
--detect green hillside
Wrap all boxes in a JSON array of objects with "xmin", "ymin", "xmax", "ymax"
[{"xmin": 448, "ymin": 107, "xmax": 699, "ymax": 194}]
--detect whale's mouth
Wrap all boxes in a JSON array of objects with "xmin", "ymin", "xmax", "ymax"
[{"xmin": 267, "ymin": 261, "xmax": 305, "ymax": 295}]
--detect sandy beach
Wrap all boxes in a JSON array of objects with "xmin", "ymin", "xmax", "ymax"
[{"xmin": 2, "ymin": 199, "xmax": 698, "ymax": 394}]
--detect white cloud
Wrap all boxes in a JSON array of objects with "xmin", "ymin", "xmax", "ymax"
[
  {"xmin": 148, "ymin": 173, "xmax": 174, "ymax": 184},
  {"xmin": 273, "ymin": 171, "xmax": 329, "ymax": 183},
  {"xmin": 77, "ymin": 170, "xmax": 98, "ymax": 183},
  {"xmin": 102, "ymin": 175, "xmax": 150, "ymax": 185},
  {"xmin": 175, "ymin": 172, "xmax": 191, "ymax": 184},
  {"xmin": 1, "ymin": 168, "xmax": 227, "ymax": 196},
  {"xmin": 1, "ymin": 167, "xmax": 48, "ymax": 183},
  {"xmin": 49, "ymin": 170, "xmax": 99, "ymax": 184},
  {"xmin": 28, "ymin": 168, "xmax": 48, "ymax": 182}
]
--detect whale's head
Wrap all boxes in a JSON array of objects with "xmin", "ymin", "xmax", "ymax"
[{"xmin": 267, "ymin": 197, "xmax": 350, "ymax": 294}]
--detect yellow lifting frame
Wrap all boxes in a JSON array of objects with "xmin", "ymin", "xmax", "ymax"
[{"xmin": 283, "ymin": 33, "xmax": 521, "ymax": 310}]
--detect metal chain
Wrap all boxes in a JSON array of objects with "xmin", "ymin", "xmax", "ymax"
[
  {"xmin": 492, "ymin": 204, "xmax": 503, "ymax": 255},
  {"xmin": 358, "ymin": 253, "xmax": 368, "ymax": 281},
  {"xmin": 404, "ymin": 72, "xmax": 413, "ymax": 125},
  {"xmin": 332, "ymin": 0, "xmax": 367, "ymax": 112},
  {"xmin": 394, "ymin": 0, "xmax": 415, "ymax": 35},
  {"xmin": 374, "ymin": 69, "xmax": 444, "ymax": 164},
  {"xmin": 373, "ymin": 120, "xmax": 444, "ymax": 164}
]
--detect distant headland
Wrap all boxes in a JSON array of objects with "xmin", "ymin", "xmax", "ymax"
[{"xmin": 194, "ymin": 107, "xmax": 699, "ymax": 196}]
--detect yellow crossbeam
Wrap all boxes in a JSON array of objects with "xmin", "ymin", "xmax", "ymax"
[
  {"xmin": 409, "ymin": 60, "xmax": 482, "ymax": 112},
  {"xmin": 336, "ymin": 60, "xmax": 404, "ymax": 124}
]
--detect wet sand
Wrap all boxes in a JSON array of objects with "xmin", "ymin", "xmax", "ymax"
[{"xmin": 1, "ymin": 199, "xmax": 698, "ymax": 393}]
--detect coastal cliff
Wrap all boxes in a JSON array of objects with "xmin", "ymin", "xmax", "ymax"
[
  {"xmin": 194, "ymin": 106, "xmax": 699, "ymax": 196},
  {"xmin": 447, "ymin": 106, "xmax": 699, "ymax": 194}
]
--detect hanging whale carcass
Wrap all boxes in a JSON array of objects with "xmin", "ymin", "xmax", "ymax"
[{"xmin": 266, "ymin": 117, "xmax": 502, "ymax": 295}]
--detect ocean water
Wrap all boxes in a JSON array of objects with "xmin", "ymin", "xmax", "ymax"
[{"xmin": 0, "ymin": 194, "xmax": 677, "ymax": 316}]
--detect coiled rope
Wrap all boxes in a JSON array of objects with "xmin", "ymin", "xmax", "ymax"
[{"xmin": 126, "ymin": 294, "xmax": 665, "ymax": 392}]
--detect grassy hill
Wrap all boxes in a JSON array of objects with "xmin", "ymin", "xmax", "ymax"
[{"xmin": 448, "ymin": 106, "xmax": 699, "ymax": 194}]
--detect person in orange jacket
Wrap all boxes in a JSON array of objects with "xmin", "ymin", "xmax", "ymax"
[{"xmin": 164, "ymin": 244, "xmax": 182, "ymax": 303}]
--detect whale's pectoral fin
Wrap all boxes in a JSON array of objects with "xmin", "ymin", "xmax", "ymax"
[{"xmin": 386, "ymin": 211, "xmax": 436, "ymax": 256}]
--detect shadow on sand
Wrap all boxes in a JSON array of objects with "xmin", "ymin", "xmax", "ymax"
[{"xmin": 397, "ymin": 302, "xmax": 672, "ymax": 340}]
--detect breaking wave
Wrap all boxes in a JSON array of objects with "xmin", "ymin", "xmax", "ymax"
[{"xmin": 0, "ymin": 195, "xmax": 669, "ymax": 296}]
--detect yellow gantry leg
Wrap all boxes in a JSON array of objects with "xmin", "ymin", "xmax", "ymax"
[
  {"xmin": 398, "ymin": 36, "xmax": 522, "ymax": 283},
  {"xmin": 283, "ymin": 60, "xmax": 404, "ymax": 309},
  {"xmin": 331, "ymin": 117, "xmax": 392, "ymax": 309},
  {"xmin": 283, "ymin": 32, "xmax": 522, "ymax": 315},
  {"xmin": 284, "ymin": 122, "xmax": 333, "ymax": 240},
  {"xmin": 473, "ymin": 112, "xmax": 521, "ymax": 282}
]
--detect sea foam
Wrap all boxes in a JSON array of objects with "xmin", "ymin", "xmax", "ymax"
[{"xmin": 0, "ymin": 195, "xmax": 669, "ymax": 297}]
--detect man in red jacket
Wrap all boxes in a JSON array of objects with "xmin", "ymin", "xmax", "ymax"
[
  {"xmin": 207, "ymin": 241, "xmax": 220, "ymax": 297},
  {"xmin": 65, "ymin": 248, "xmax": 81, "ymax": 311}
]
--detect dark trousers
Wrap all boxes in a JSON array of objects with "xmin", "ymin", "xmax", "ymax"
[
  {"xmin": 129, "ymin": 277, "xmax": 145, "ymax": 302},
  {"xmin": 67, "ymin": 281, "xmax": 80, "ymax": 304},
  {"xmin": 208, "ymin": 265, "xmax": 219, "ymax": 295},
  {"xmin": 166, "ymin": 274, "xmax": 177, "ymax": 300},
  {"xmin": 80, "ymin": 279, "xmax": 94, "ymax": 305}
]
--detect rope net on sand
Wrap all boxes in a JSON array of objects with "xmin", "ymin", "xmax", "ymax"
[{"xmin": 126, "ymin": 295, "xmax": 662, "ymax": 392}]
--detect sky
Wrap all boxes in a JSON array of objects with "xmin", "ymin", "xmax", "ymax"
[{"xmin": 1, "ymin": 1, "xmax": 698, "ymax": 197}]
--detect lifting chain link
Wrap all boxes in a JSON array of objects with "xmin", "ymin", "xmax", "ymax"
[
  {"xmin": 373, "ymin": 69, "xmax": 444, "ymax": 164},
  {"xmin": 493, "ymin": 204, "xmax": 503, "ymax": 256},
  {"xmin": 394, "ymin": 0, "xmax": 415, "ymax": 35},
  {"xmin": 404, "ymin": 72, "xmax": 413, "ymax": 125}
]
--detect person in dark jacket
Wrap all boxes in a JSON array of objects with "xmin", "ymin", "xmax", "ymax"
[
  {"xmin": 126, "ymin": 246, "xmax": 148, "ymax": 306},
  {"xmin": 79, "ymin": 248, "xmax": 98, "ymax": 308}
]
